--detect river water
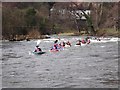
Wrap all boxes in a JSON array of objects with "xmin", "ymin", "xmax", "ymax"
[{"xmin": 1, "ymin": 35, "xmax": 119, "ymax": 88}]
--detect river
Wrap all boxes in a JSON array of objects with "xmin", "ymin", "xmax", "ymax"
[{"xmin": 1, "ymin": 35, "xmax": 119, "ymax": 88}]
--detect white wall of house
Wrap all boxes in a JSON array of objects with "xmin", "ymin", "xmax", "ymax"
[
  {"xmin": 75, "ymin": 10, "xmax": 91, "ymax": 19},
  {"xmin": 51, "ymin": 7, "xmax": 91, "ymax": 20}
]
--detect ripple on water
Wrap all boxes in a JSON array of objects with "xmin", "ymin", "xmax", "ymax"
[
  {"xmin": 89, "ymin": 54, "xmax": 100, "ymax": 57},
  {"xmin": 100, "ymin": 80, "xmax": 118, "ymax": 85},
  {"xmin": 3, "ymin": 53, "xmax": 23, "ymax": 59},
  {"xmin": 96, "ymin": 70, "xmax": 118, "ymax": 86},
  {"xmin": 104, "ymin": 56, "xmax": 118, "ymax": 60},
  {"xmin": 52, "ymin": 82, "xmax": 67, "ymax": 88},
  {"xmin": 2, "ymin": 37, "xmax": 118, "ymax": 88}
]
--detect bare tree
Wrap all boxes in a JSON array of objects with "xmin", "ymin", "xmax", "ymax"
[
  {"xmin": 91, "ymin": 3, "xmax": 103, "ymax": 30},
  {"xmin": 69, "ymin": 2, "xmax": 96, "ymax": 35}
]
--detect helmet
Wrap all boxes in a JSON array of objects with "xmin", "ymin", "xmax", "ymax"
[
  {"xmin": 54, "ymin": 40, "xmax": 58, "ymax": 43},
  {"xmin": 36, "ymin": 45, "xmax": 39, "ymax": 47}
]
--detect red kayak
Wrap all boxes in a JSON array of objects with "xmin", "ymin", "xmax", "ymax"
[{"xmin": 50, "ymin": 49, "xmax": 59, "ymax": 52}]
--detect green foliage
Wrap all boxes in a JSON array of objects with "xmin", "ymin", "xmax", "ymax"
[
  {"xmin": 39, "ymin": 17, "xmax": 47, "ymax": 34},
  {"xmin": 2, "ymin": 6, "xmax": 26, "ymax": 37},
  {"xmin": 96, "ymin": 28, "xmax": 118, "ymax": 36},
  {"xmin": 26, "ymin": 7, "xmax": 36, "ymax": 16},
  {"xmin": 81, "ymin": 10, "xmax": 96, "ymax": 35},
  {"xmin": 25, "ymin": 7, "xmax": 37, "ymax": 26},
  {"xmin": 52, "ymin": 24, "xmax": 61, "ymax": 34}
]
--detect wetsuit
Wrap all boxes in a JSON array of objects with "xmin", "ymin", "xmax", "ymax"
[{"xmin": 35, "ymin": 47, "xmax": 42, "ymax": 52}]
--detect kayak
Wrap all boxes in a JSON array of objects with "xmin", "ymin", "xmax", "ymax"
[
  {"xmin": 50, "ymin": 49, "xmax": 59, "ymax": 52},
  {"xmin": 33, "ymin": 51, "xmax": 45, "ymax": 55},
  {"xmin": 74, "ymin": 43, "xmax": 87, "ymax": 46},
  {"xmin": 75, "ymin": 44, "xmax": 81, "ymax": 47},
  {"xmin": 81, "ymin": 43, "xmax": 87, "ymax": 46},
  {"xmin": 50, "ymin": 46, "xmax": 64, "ymax": 52},
  {"xmin": 65, "ymin": 45, "xmax": 71, "ymax": 47}
]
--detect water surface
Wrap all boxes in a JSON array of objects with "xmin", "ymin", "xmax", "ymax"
[{"xmin": 2, "ymin": 36, "xmax": 119, "ymax": 88}]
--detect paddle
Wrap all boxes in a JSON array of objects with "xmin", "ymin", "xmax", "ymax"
[{"xmin": 37, "ymin": 40, "xmax": 41, "ymax": 46}]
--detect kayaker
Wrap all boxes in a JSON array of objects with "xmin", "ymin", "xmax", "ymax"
[
  {"xmin": 34, "ymin": 45, "xmax": 42, "ymax": 52},
  {"xmin": 81, "ymin": 39, "xmax": 86, "ymax": 44},
  {"xmin": 62, "ymin": 41, "xmax": 66, "ymax": 47},
  {"xmin": 97, "ymin": 38, "xmax": 101, "ymax": 41},
  {"xmin": 66, "ymin": 41, "xmax": 71, "ymax": 46},
  {"xmin": 51, "ymin": 40, "xmax": 59, "ymax": 50},
  {"xmin": 85, "ymin": 37, "xmax": 89, "ymax": 42},
  {"xmin": 84, "ymin": 37, "xmax": 90, "ymax": 44},
  {"xmin": 54, "ymin": 44, "xmax": 58, "ymax": 49},
  {"xmin": 87, "ymin": 39, "xmax": 90, "ymax": 44},
  {"xmin": 58, "ymin": 43, "xmax": 62, "ymax": 48},
  {"xmin": 76, "ymin": 40, "xmax": 81, "ymax": 45}
]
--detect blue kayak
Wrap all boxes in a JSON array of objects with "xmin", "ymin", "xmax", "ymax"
[{"xmin": 32, "ymin": 51, "xmax": 45, "ymax": 55}]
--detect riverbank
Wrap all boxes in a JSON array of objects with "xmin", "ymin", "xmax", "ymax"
[
  {"xmin": 58, "ymin": 28, "xmax": 119, "ymax": 37},
  {"xmin": 96, "ymin": 28, "xmax": 119, "ymax": 37},
  {"xmin": 2, "ymin": 28, "xmax": 119, "ymax": 41},
  {"xmin": 2, "ymin": 35, "xmax": 50, "ymax": 41}
]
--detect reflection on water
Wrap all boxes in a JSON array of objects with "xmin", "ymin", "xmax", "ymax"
[{"xmin": 2, "ymin": 36, "xmax": 118, "ymax": 88}]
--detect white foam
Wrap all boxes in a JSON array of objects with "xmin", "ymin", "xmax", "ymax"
[
  {"xmin": 65, "ymin": 45, "xmax": 71, "ymax": 47},
  {"xmin": 109, "ymin": 37, "xmax": 118, "ymax": 42},
  {"xmin": 101, "ymin": 46, "xmax": 105, "ymax": 48}
]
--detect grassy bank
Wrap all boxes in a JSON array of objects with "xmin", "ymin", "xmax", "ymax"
[
  {"xmin": 58, "ymin": 32, "xmax": 75, "ymax": 36},
  {"xmin": 96, "ymin": 28, "xmax": 119, "ymax": 37},
  {"xmin": 58, "ymin": 28, "xmax": 119, "ymax": 37},
  {"xmin": 2, "ymin": 28, "xmax": 119, "ymax": 41}
]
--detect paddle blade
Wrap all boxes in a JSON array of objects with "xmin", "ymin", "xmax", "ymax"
[{"xmin": 37, "ymin": 40, "xmax": 41, "ymax": 45}]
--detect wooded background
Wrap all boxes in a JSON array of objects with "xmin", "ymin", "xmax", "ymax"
[{"xmin": 2, "ymin": 2, "xmax": 119, "ymax": 40}]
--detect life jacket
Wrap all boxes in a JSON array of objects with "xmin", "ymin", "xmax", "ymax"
[
  {"xmin": 81, "ymin": 40, "xmax": 86, "ymax": 44},
  {"xmin": 35, "ymin": 47, "xmax": 41, "ymax": 52},
  {"xmin": 57, "ymin": 43, "xmax": 62, "ymax": 49},
  {"xmin": 54, "ymin": 44, "xmax": 58, "ymax": 49}
]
